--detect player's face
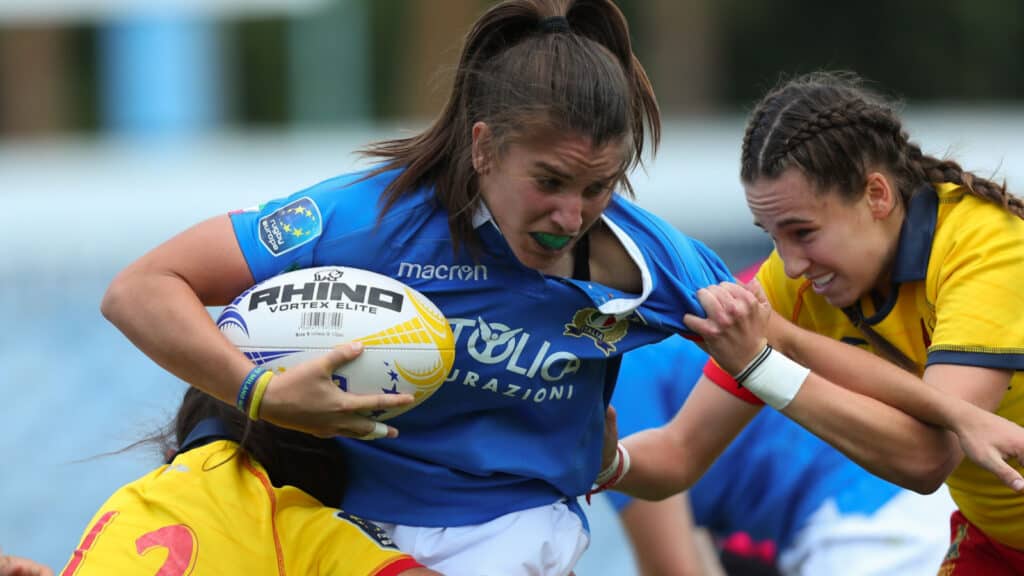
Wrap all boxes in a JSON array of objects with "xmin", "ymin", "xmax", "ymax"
[
  {"xmin": 745, "ymin": 168, "xmax": 899, "ymax": 308},
  {"xmin": 474, "ymin": 123, "xmax": 626, "ymax": 274}
]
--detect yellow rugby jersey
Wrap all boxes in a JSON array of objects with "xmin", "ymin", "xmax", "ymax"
[
  {"xmin": 757, "ymin": 183, "xmax": 1024, "ymax": 550},
  {"xmin": 61, "ymin": 440, "xmax": 421, "ymax": 576}
]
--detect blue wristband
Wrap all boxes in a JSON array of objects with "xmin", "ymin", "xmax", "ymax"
[{"xmin": 237, "ymin": 365, "xmax": 269, "ymax": 412}]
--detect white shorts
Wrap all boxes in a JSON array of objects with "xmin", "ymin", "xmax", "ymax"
[
  {"xmin": 778, "ymin": 485, "xmax": 957, "ymax": 576},
  {"xmin": 372, "ymin": 500, "xmax": 590, "ymax": 576}
]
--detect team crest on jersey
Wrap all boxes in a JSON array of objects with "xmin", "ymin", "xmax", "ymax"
[
  {"xmin": 333, "ymin": 510, "xmax": 399, "ymax": 549},
  {"xmin": 564, "ymin": 308, "xmax": 629, "ymax": 356},
  {"xmin": 258, "ymin": 197, "xmax": 322, "ymax": 256}
]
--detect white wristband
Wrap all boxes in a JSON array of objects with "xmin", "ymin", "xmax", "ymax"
[
  {"xmin": 616, "ymin": 442, "xmax": 631, "ymax": 482},
  {"xmin": 595, "ymin": 443, "xmax": 622, "ymax": 486},
  {"xmin": 736, "ymin": 346, "xmax": 810, "ymax": 410}
]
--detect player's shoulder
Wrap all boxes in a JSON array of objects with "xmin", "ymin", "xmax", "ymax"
[
  {"xmin": 934, "ymin": 182, "xmax": 1022, "ymax": 230},
  {"xmin": 281, "ymin": 167, "xmax": 439, "ymax": 239},
  {"xmin": 168, "ymin": 440, "xmax": 249, "ymax": 478},
  {"xmin": 606, "ymin": 194, "xmax": 722, "ymax": 266},
  {"xmin": 932, "ymin": 182, "xmax": 1024, "ymax": 261},
  {"xmin": 305, "ymin": 167, "xmax": 422, "ymax": 214},
  {"xmin": 606, "ymin": 194, "xmax": 678, "ymax": 240}
]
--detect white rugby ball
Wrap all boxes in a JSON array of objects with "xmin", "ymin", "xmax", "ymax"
[{"xmin": 216, "ymin": 266, "xmax": 455, "ymax": 420}]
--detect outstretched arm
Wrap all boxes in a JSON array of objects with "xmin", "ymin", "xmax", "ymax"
[
  {"xmin": 777, "ymin": 317, "xmax": 1018, "ymax": 490},
  {"xmin": 685, "ymin": 281, "xmax": 1024, "ymax": 493},
  {"xmin": 615, "ymin": 379, "xmax": 759, "ymax": 500}
]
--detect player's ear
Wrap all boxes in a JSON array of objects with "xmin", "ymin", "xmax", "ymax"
[
  {"xmin": 472, "ymin": 122, "xmax": 494, "ymax": 175},
  {"xmin": 864, "ymin": 172, "xmax": 897, "ymax": 218}
]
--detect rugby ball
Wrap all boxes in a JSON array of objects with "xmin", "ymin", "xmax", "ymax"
[{"xmin": 215, "ymin": 266, "xmax": 455, "ymax": 420}]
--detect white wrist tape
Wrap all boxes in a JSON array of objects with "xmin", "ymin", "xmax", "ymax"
[{"xmin": 734, "ymin": 345, "xmax": 810, "ymax": 410}]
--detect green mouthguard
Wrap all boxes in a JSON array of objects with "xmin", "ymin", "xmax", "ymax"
[{"xmin": 532, "ymin": 232, "xmax": 571, "ymax": 250}]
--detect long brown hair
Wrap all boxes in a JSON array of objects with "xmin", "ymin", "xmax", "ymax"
[
  {"xmin": 162, "ymin": 387, "xmax": 349, "ymax": 507},
  {"xmin": 359, "ymin": 0, "xmax": 660, "ymax": 253},
  {"xmin": 741, "ymin": 71, "xmax": 1024, "ymax": 372}
]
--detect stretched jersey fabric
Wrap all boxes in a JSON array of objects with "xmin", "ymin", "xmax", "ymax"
[
  {"xmin": 60, "ymin": 440, "xmax": 422, "ymax": 576},
  {"xmin": 709, "ymin": 183, "xmax": 1024, "ymax": 550},
  {"xmin": 228, "ymin": 168, "xmax": 733, "ymax": 527},
  {"xmin": 607, "ymin": 335, "xmax": 900, "ymax": 551}
]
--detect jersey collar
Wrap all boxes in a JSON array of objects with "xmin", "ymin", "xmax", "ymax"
[
  {"xmin": 472, "ymin": 201, "xmax": 495, "ymax": 230},
  {"xmin": 471, "ymin": 198, "xmax": 653, "ymax": 315},
  {"xmin": 891, "ymin": 184, "xmax": 938, "ymax": 284},
  {"xmin": 178, "ymin": 417, "xmax": 236, "ymax": 455}
]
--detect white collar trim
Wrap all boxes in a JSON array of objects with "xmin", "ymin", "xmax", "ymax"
[
  {"xmin": 596, "ymin": 212, "xmax": 652, "ymax": 315},
  {"xmin": 472, "ymin": 201, "xmax": 495, "ymax": 229}
]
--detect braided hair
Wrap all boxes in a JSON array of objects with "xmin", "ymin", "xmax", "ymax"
[{"xmin": 741, "ymin": 71, "xmax": 1024, "ymax": 217}]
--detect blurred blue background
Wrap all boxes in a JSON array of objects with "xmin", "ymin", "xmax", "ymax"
[{"xmin": 3, "ymin": 1, "xmax": 1024, "ymax": 573}]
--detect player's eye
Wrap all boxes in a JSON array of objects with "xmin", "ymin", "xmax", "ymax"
[
  {"xmin": 537, "ymin": 176, "xmax": 563, "ymax": 191},
  {"xmin": 584, "ymin": 181, "xmax": 613, "ymax": 198}
]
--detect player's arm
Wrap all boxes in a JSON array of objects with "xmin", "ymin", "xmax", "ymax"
[
  {"xmin": 101, "ymin": 215, "xmax": 411, "ymax": 438},
  {"xmin": 619, "ymin": 493, "xmax": 725, "ymax": 576},
  {"xmin": 102, "ymin": 215, "xmax": 257, "ymax": 405},
  {"xmin": 688, "ymin": 282, "xmax": 1024, "ymax": 493},
  {"xmin": 615, "ymin": 377, "xmax": 759, "ymax": 500},
  {"xmin": 774, "ymin": 317, "xmax": 1012, "ymax": 489}
]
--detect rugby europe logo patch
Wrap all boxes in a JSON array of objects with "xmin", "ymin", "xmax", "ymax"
[{"xmin": 258, "ymin": 197, "xmax": 323, "ymax": 256}]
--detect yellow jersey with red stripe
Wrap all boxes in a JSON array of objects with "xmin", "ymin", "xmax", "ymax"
[
  {"xmin": 746, "ymin": 183, "xmax": 1024, "ymax": 549},
  {"xmin": 61, "ymin": 440, "xmax": 422, "ymax": 576}
]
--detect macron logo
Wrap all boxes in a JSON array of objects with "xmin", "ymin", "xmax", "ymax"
[{"xmin": 397, "ymin": 262, "xmax": 488, "ymax": 282}]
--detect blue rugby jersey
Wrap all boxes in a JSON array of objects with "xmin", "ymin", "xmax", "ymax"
[{"xmin": 229, "ymin": 168, "xmax": 733, "ymax": 526}]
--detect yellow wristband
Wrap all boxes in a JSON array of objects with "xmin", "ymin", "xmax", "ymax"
[{"xmin": 247, "ymin": 370, "xmax": 275, "ymax": 420}]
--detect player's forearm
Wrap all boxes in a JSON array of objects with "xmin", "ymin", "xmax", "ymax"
[
  {"xmin": 102, "ymin": 270, "xmax": 253, "ymax": 404},
  {"xmin": 770, "ymin": 314, "xmax": 962, "ymax": 431},
  {"xmin": 782, "ymin": 373, "xmax": 959, "ymax": 492},
  {"xmin": 616, "ymin": 428, "xmax": 697, "ymax": 500},
  {"xmin": 616, "ymin": 379, "xmax": 758, "ymax": 500}
]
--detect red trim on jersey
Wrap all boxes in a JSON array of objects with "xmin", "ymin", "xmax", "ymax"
[
  {"xmin": 61, "ymin": 510, "xmax": 119, "ymax": 576},
  {"xmin": 791, "ymin": 280, "xmax": 813, "ymax": 324},
  {"xmin": 375, "ymin": 556, "xmax": 425, "ymax": 576},
  {"xmin": 703, "ymin": 358, "xmax": 764, "ymax": 405},
  {"xmin": 243, "ymin": 454, "xmax": 288, "ymax": 576}
]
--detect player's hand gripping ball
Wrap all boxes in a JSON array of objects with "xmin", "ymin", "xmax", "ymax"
[{"xmin": 216, "ymin": 266, "xmax": 455, "ymax": 420}]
